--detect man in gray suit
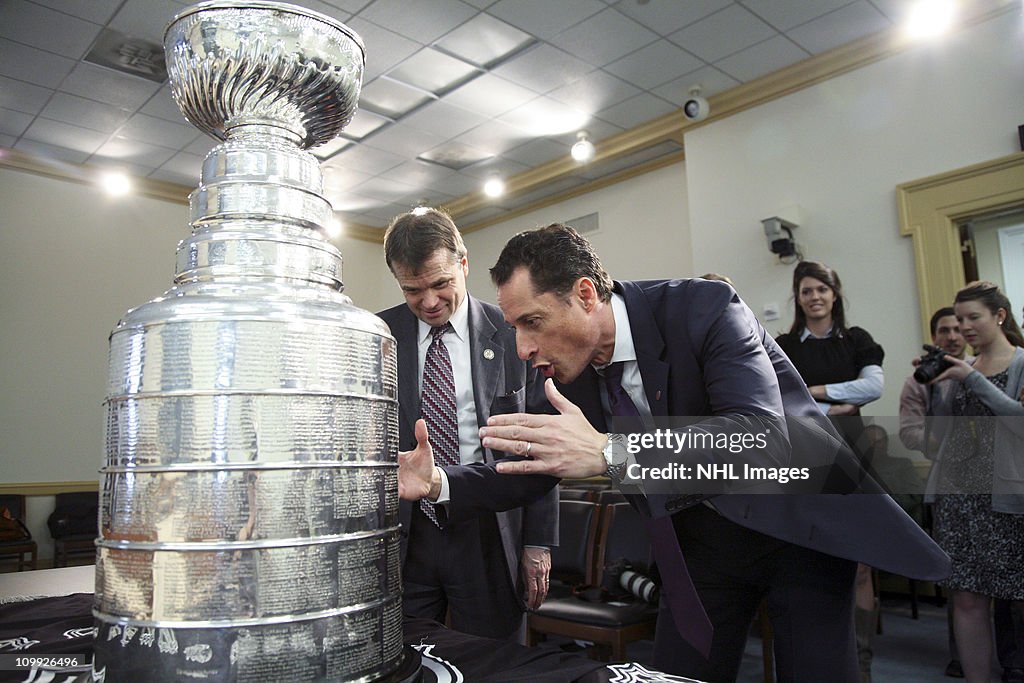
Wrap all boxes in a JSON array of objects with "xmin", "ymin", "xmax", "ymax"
[{"xmin": 377, "ymin": 208, "xmax": 557, "ymax": 640}]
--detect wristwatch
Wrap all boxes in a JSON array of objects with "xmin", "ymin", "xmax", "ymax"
[{"xmin": 602, "ymin": 433, "xmax": 628, "ymax": 481}]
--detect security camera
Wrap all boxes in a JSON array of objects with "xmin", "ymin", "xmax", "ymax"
[
  {"xmin": 682, "ymin": 86, "xmax": 709, "ymax": 122},
  {"xmin": 762, "ymin": 217, "xmax": 798, "ymax": 257}
]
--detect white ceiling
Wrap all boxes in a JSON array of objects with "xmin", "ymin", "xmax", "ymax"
[{"xmin": 0, "ymin": 0, "xmax": 978, "ymax": 231}]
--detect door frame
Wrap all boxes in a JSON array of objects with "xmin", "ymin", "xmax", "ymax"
[{"xmin": 897, "ymin": 152, "xmax": 1024, "ymax": 340}]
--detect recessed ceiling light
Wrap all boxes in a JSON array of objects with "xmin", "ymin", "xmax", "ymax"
[
  {"xmin": 100, "ymin": 171, "xmax": 131, "ymax": 197},
  {"xmin": 906, "ymin": 0, "xmax": 955, "ymax": 39},
  {"xmin": 483, "ymin": 177, "xmax": 505, "ymax": 198}
]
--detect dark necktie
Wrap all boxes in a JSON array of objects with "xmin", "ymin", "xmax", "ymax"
[
  {"xmin": 604, "ymin": 362, "xmax": 714, "ymax": 659},
  {"xmin": 420, "ymin": 323, "xmax": 459, "ymax": 527}
]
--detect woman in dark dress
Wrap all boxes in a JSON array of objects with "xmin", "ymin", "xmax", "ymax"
[
  {"xmin": 775, "ymin": 261, "xmax": 885, "ymax": 683},
  {"xmin": 927, "ymin": 282, "xmax": 1024, "ymax": 683}
]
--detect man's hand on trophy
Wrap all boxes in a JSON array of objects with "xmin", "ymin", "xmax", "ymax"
[{"xmin": 398, "ymin": 419, "xmax": 442, "ymax": 501}]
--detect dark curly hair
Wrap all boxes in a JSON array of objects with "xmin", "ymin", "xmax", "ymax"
[{"xmin": 490, "ymin": 224, "xmax": 614, "ymax": 301}]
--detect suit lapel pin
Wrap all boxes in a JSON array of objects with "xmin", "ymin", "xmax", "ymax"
[{"xmin": 483, "ymin": 348, "xmax": 495, "ymax": 360}]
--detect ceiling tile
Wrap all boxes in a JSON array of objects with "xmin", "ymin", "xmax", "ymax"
[
  {"xmin": 0, "ymin": 1, "xmax": 102, "ymax": 59},
  {"xmin": 491, "ymin": 44, "xmax": 594, "ymax": 95},
  {"xmin": 109, "ymin": 0, "xmax": 190, "ymax": 43},
  {"xmin": 604, "ymin": 39, "xmax": 705, "ymax": 90},
  {"xmin": 502, "ymin": 137, "xmax": 565, "ymax": 167},
  {"xmin": 611, "ymin": 0, "xmax": 732, "ymax": 35},
  {"xmin": 652, "ymin": 66, "xmax": 740, "ymax": 105},
  {"xmin": 547, "ymin": 118, "xmax": 623, "ymax": 146},
  {"xmin": 354, "ymin": 175, "xmax": 419, "ymax": 202},
  {"xmin": 0, "ymin": 134, "xmax": 16, "ymax": 148},
  {"xmin": 321, "ymin": 0, "xmax": 374, "ymax": 13},
  {"xmin": 342, "ymin": 108, "xmax": 392, "ymax": 139},
  {"xmin": 714, "ymin": 34, "xmax": 809, "ymax": 82},
  {"xmin": 458, "ymin": 155, "xmax": 531, "ymax": 180},
  {"xmin": 432, "ymin": 172, "xmax": 482, "ymax": 198},
  {"xmin": 552, "ymin": 8, "xmax": 659, "ymax": 67},
  {"xmin": 669, "ymin": 4, "xmax": 777, "ymax": 63},
  {"xmin": 286, "ymin": 0, "xmax": 355, "ymax": 20},
  {"xmin": 59, "ymin": 62, "xmax": 161, "ymax": 110},
  {"xmin": 185, "ymin": 135, "xmax": 218, "ymax": 156},
  {"xmin": 384, "ymin": 159, "xmax": 457, "ymax": 189},
  {"xmin": 0, "ymin": 108, "xmax": 34, "ymax": 137},
  {"xmin": 401, "ymin": 100, "xmax": 487, "ymax": 138},
  {"xmin": 547, "ymin": 70, "xmax": 640, "ymax": 114},
  {"xmin": 312, "ymin": 137, "xmax": 353, "ymax": 160},
  {"xmin": 0, "ymin": 39, "xmax": 76, "ymax": 88},
  {"xmin": 359, "ymin": 0, "xmax": 477, "ymax": 43},
  {"xmin": 330, "ymin": 144, "xmax": 406, "ymax": 175},
  {"xmin": 360, "ymin": 77, "xmax": 433, "ymax": 118},
  {"xmin": 155, "ymin": 150, "xmax": 203, "ymax": 180},
  {"xmin": 360, "ymin": 122, "xmax": 447, "ymax": 157},
  {"xmin": 139, "ymin": 87, "xmax": 187, "ymax": 123},
  {"xmin": 322, "ymin": 164, "xmax": 375, "ymax": 193},
  {"xmin": 434, "ymin": 13, "xmax": 533, "ymax": 68},
  {"xmin": 14, "ymin": 138, "xmax": 91, "ymax": 164},
  {"xmin": 23, "ymin": 118, "xmax": 109, "ymax": 153},
  {"xmin": 40, "ymin": 93, "xmax": 133, "ymax": 134},
  {"xmin": 498, "ymin": 96, "xmax": 591, "ymax": 137},
  {"xmin": 0, "ymin": 76, "xmax": 54, "ymax": 116},
  {"xmin": 452, "ymin": 118, "xmax": 532, "ymax": 156},
  {"xmin": 117, "ymin": 113, "xmax": 197, "ymax": 148},
  {"xmin": 418, "ymin": 140, "xmax": 493, "ymax": 170},
  {"xmin": 90, "ymin": 157, "xmax": 162, "ymax": 181},
  {"xmin": 387, "ymin": 48, "xmax": 480, "ymax": 95},
  {"xmin": 488, "ymin": 0, "xmax": 605, "ymax": 41},
  {"xmin": 786, "ymin": 2, "xmax": 890, "ymax": 55},
  {"xmin": 740, "ymin": 0, "xmax": 855, "ymax": 31},
  {"xmin": 29, "ymin": 0, "xmax": 121, "ymax": 24},
  {"xmin": 344, "ymin": 18, "xmax": 422, "ymax": 82},
  {"xmin": 95, "ymin": 137, "xmax": 177, "ymax": 168},
  {"xmin": 454, "ymin": 205, "xmax": 510, "ymax": 226},
  {"xmin": 595, "ymin": 92, "xmax": 677, "ymax": 129},
  {"xmin": 148, "ymin": 166, "xmax": 197, "ymax": 187},
  {"xmin": 443, "ymin": 73, "xmax": 537, "ymax": 119}
]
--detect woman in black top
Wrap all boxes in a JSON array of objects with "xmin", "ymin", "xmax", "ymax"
[
  {"xmin": 775, "ymin": 261, "xmax": 885, "ymax": 416},
  {"xmin": 775, "ymin": 261, "xmax": 885, "ymax": 683}
]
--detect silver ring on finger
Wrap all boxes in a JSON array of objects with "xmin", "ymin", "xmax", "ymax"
[{"xmin": 525, "ymin": 441, "xmax": 532, "ymax": 457}]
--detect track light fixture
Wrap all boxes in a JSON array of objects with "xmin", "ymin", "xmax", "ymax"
[{"xmin": 571, "ymin": 131, "xmax": 595, "ymax": 162}]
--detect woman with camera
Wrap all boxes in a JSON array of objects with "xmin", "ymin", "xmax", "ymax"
[
  {"xmin": 926, "ymin": 281, "xmax": 1024, "ymax": 683},
  {"xmin": 776, "ymin": 260, "xmax": 885, "ymax": 682}
]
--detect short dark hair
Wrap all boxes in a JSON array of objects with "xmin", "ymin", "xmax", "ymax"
[
  {"xmin": 955, "ymin": 281, "xmax": 1024, "ymax": 347},
  {"xmin": 929, "ymin": 307, "xmax": 956, "ymax": 337},
  {"xmin": 787, "ymin": 260, "xmax": 847, "ymax": 336},
  {"xmin": 383, "ymin": 207, "xmax": 466, "ymax": 273},
  {"xmin": 490, "ymin": 223, "xmax": 614, "ymax": 301}
]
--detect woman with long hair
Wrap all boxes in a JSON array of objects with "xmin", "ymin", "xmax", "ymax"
[
  {"xmin": 927, "ymin": 281, "xmax": 1024, "ymax": 683},
  {"xmin": 775, "ymin": 261, "xmax": 885, "ymax": 682},
  {"xmin": 775, "ymin": 261, "xmax": 885, "ymax": 417}
]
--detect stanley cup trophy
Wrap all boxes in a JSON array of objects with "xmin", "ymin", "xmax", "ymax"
[{"xmin": 94, "ymin": 2, "xmax": 419, "ymax": 680}]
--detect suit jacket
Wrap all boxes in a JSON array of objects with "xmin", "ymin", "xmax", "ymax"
[
  {"xmin": 377, "ymin": 295, "xmax": 559, "ymax": 600},
  {"xmin": 445, "ymin": 279, "xmax": 949, "ymax": 581}
]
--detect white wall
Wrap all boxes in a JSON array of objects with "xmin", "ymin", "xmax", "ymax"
[
  {"xmin": 683, "ymin": 10, "xmax": 1024, "ymax": 418},
  {"xmin": 462, "ymin": 162, "xmax": 691, "ymax": 303},
  {"xmin": 0, "ymin": 167, "xmax": 393, "ymax": 491}
]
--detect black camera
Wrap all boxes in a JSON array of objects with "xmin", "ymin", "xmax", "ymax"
[{"xmin": 913, "ymin": 344, "xmax": 952, "ymax": 384}]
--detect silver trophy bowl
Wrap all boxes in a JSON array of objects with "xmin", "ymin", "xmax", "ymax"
[{"xmin": 94, "ymin": 3, "xmax": 412, "ymax": 681}]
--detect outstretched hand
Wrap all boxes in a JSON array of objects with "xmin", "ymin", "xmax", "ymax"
[
  {"xmin": 481, "ymin": 379, "xmax": 608, "ymax": 479},
  {"xmin": 931, "ymin": 355, "xmax": 974, "ymax": 383},
  {"xmin": 398, "ymin": 419, "xmax": 440, "ymax": 501}
]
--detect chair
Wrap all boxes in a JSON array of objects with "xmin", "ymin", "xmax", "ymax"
[
  {"xmin": 596, "ymin": 489, "xmax": 625, "ymax": 505},
  {"xmin": 528, "ymin": 502, "xmax": 658, "ymax": 661},
  {"xmin": 558, "ymin": 487, "xmax": 597, "ymax": 502},
  {"xmin": 0, "ymin": 494, "xmax": 37, "ymax": 571},
  {"xmin": 547, "ymin": 500, "xmax": 600, "ymax": 599},
  {"xmin": 48, "ymin": 492, "xmax": 98, "ymax": 567}
]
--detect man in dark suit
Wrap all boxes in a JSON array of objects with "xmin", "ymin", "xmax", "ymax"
[
  {"xmin": 469, "ymin": 223, "xmax": 950, "ymax": 680},
  {"xmin": 377, "ymin": 208, "xmax": 557, "ymax": 640}
]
